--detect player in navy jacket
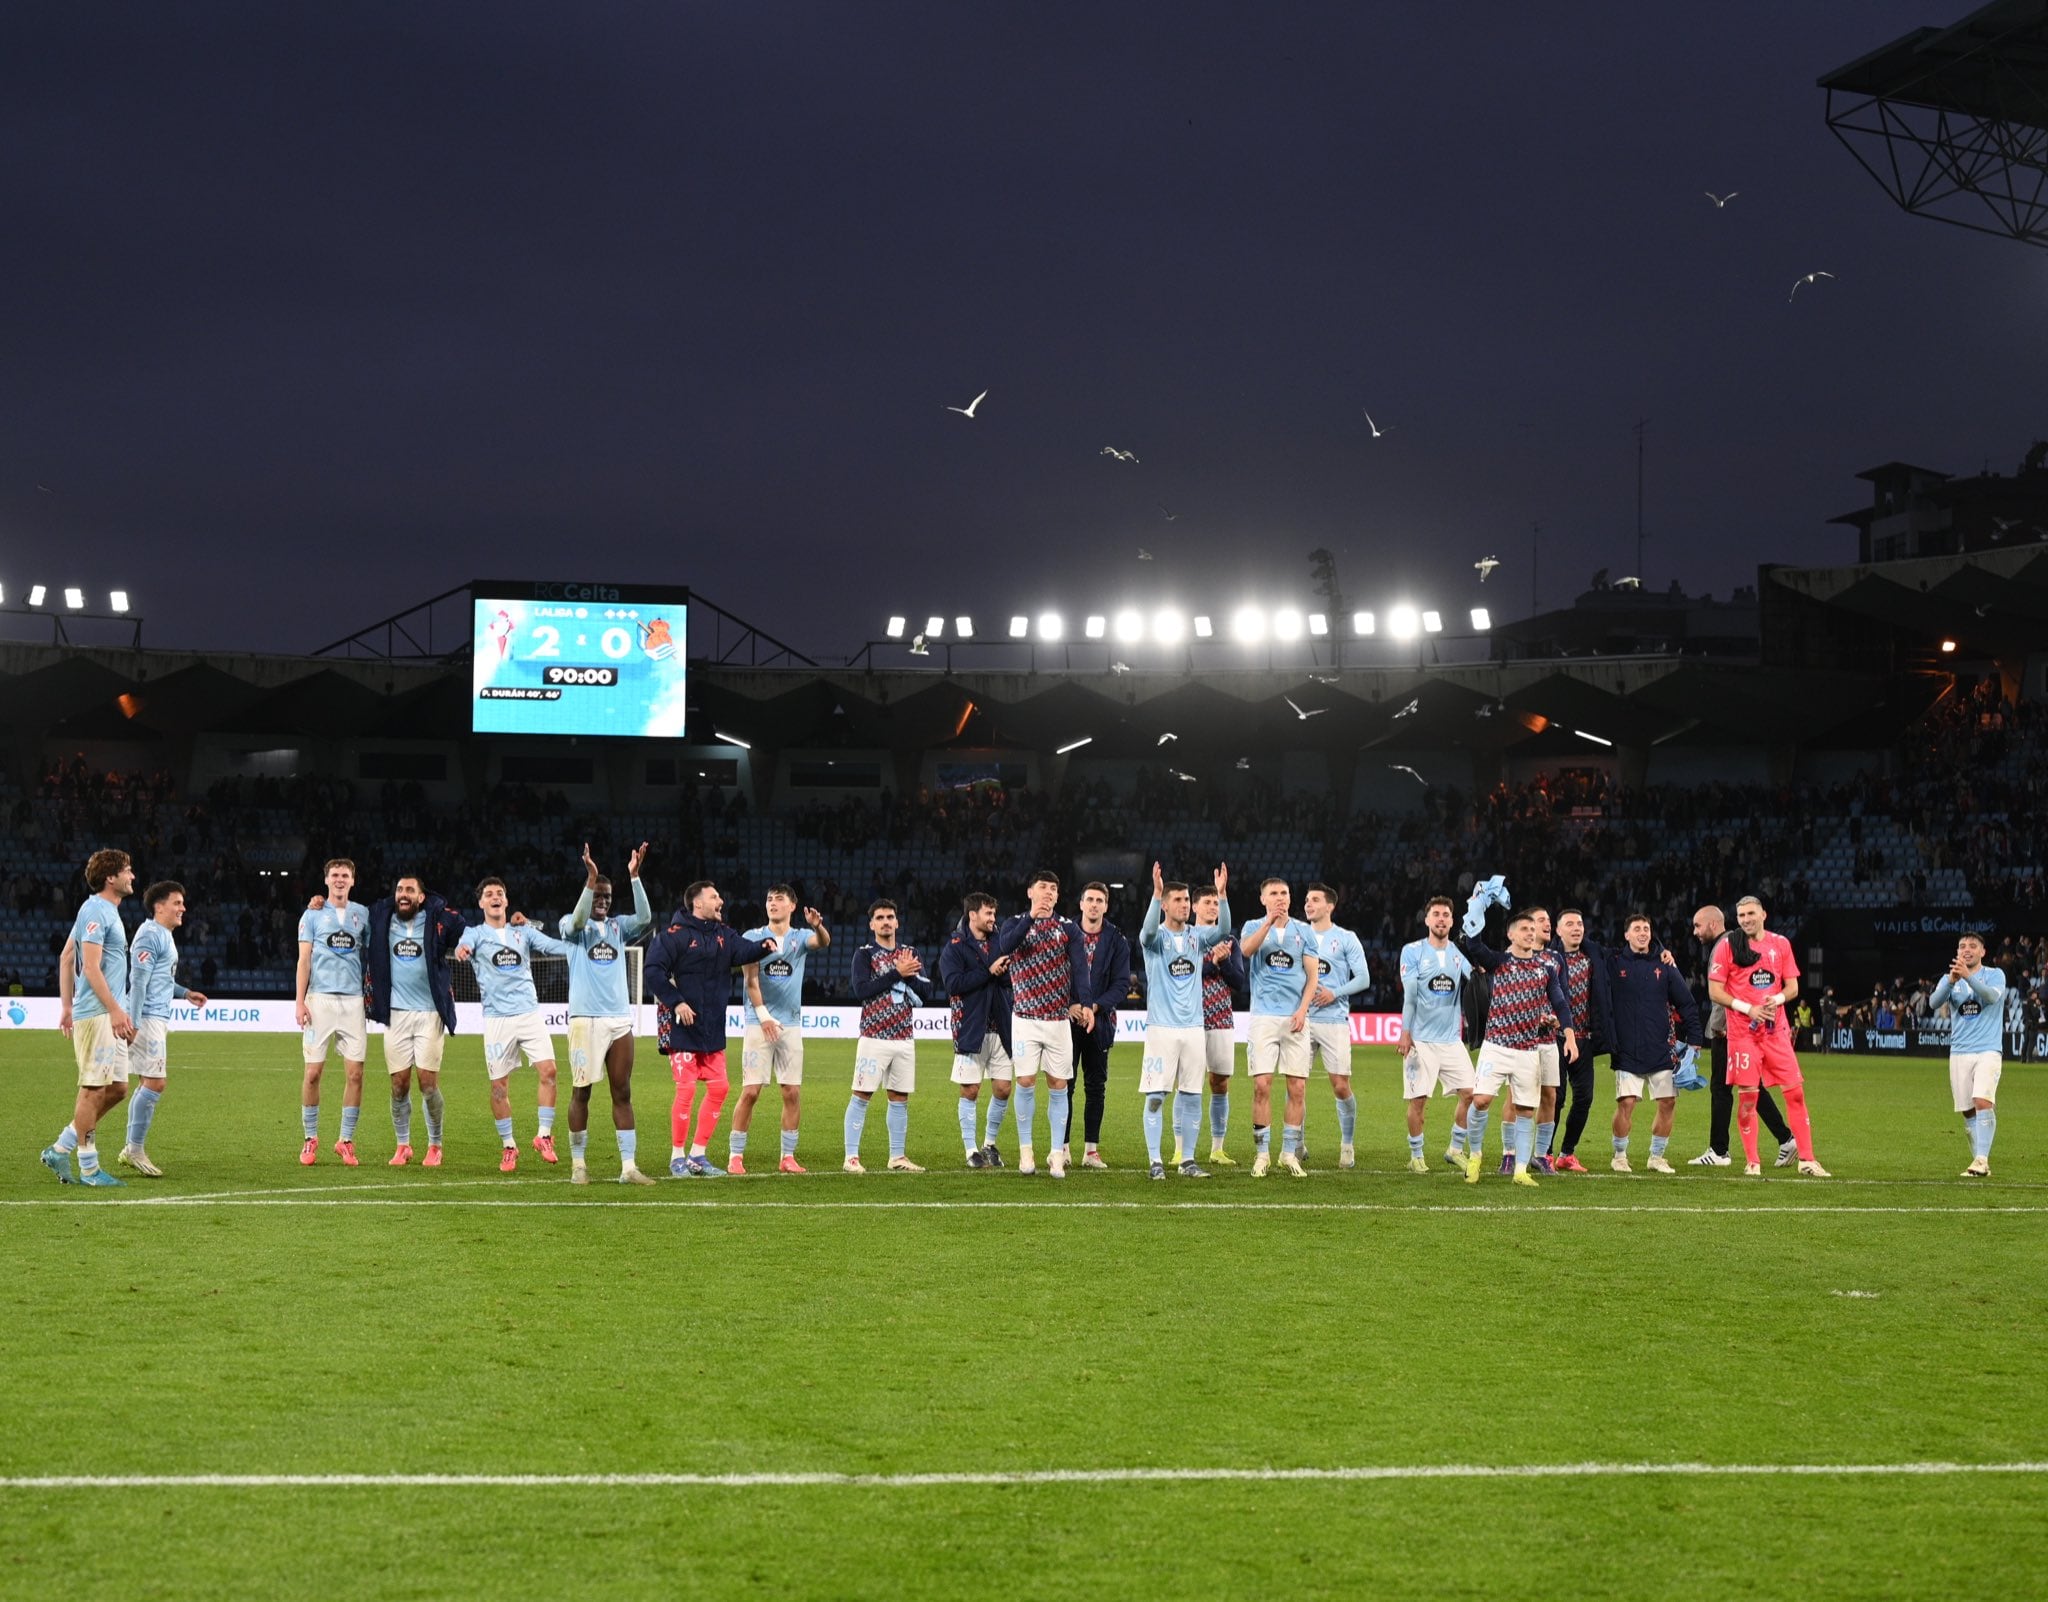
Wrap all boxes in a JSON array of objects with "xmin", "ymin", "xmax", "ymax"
[
  {"xmin": 1064, "ymin": 881, "xmax": 1132, "ymax": 1165},
  {"xmin": 1600, "ymin": 912, "xmax": 1704, "ymax": 1173},
  {"xmin": 939, "ymin": 895, "xmax": 1015, "ymax": 1168}
]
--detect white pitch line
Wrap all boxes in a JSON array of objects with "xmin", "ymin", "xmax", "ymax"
[{"xmin": 1, "ymin": 1461, "xmax": 2044, "ymax": 1491}]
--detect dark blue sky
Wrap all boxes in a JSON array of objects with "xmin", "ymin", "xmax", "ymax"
[{"xmin": 1, "ymin": 2, "xmax": 2037, "ymax": 659}]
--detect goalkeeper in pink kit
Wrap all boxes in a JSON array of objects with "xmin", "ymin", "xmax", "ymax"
[{"xmin": 1706, "ymin": 895, "xmax": 1829, "ymax": 1178}]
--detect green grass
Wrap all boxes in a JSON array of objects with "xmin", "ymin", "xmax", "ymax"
[{"xmin": 3, "ymin": 1033, "xmax": 2046, "ymax": 1600}]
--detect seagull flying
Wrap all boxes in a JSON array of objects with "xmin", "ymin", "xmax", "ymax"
[
  {"xmin": 1234, "ymin": 756, "xmax": 1251, "ymax": 771},
  {"xmin": 1392, "ymin": 697, "xmax": 1419, "ymax": 719},
  {"xmin": 908, "ymin": 635, "xmax": 930, "ymax": 656},
  {"xmin": 1474, "ymin": 555, "xmax": 1500, "ymax": 582},
  {"xmin": 1613, "ymin": 575, "xmax": 1642, "ymax": 590},
  {"xmin": 1704, "ymin": 191, "xmax": 1738, "ymax": 208},
  {"xmin": 1157, "ymin": 504, "xmax": 1179, "ymax": 521},
  {"xmin": 1137, "ymin": 547, "xmax": 1155, "ymax": 561},
  {"xmin": 1993, "ymin": 516, "xmax": 2020, "ymax": 532},
  {"xmin": 1156, "ymin": 732, "xmax": 1178, "ymax": 745},
  {"xmin": 1171, "ymin": 769, "xmax": 1197, "ymax": 782},
  {"xmin": 1110, "ymin": 660, "xmax": 1131, "ymax": 675},
  {"xmin": 1788, "ymin": 271, "xmax": 1836, "ymax": 303},
  {"xmin": 1284, "ymin": 697, "xmax": 1327, "ymax": 721},
  {"xmin": 946, "ymin": 388, "xmax": 988, "ymax": 418},
  {"xmin": 1363, "ymin": 411, "xmax": 1388, "ymax": 438},
  {"xmin": 1100, "ymin": 446, "xmax": 1139, "ymax": 464},
  {"xmin": 1475, "ymin": 703, "xmax": 1497, "ymax": 719},
  {"xmin": 1388, "ymin": 764, "xmax": 1428, "ymax": 786}
]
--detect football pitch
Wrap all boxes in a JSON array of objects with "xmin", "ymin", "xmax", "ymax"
[{"xmin": 3, "ymin": 1033, "xmax": 2045, "ymax": 1601}]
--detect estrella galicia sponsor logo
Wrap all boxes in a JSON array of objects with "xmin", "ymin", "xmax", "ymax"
[
  {"xmin": 1265, "ymin": 950, "xmax": 1295, "ymax": 970},
  {"xmin": 490, "ymin": 948, "xmax": 523, "ymax": 968},
  {"xmin": 588, "ymin": 942, "xmax": 620, "ymax": 965},
  {"xmin": 765, "ymin": 958, "xmax": 794, "ymax": 978},
  {"xmin": 1168, "ymin": 956, "xmax": 1195, "ymax": 978},
  {"xmin": 1746, "ymin": 969, "xmax": 1775, "ymax": 989},
  {"xmin": 325, "ymin": 931, "xmax": 358, "ymax": 953},
  {"xmin": 393, "ymin": 938, "xmax": 424, "ymax": 962},
  {"xmin": 1427, "ymin": 974, "xmax": 1456, "ymax": 994}
]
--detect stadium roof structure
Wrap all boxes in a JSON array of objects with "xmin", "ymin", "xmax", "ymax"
[{"xmin": 1821, "ymin": 0, "xmax": 2048, "ymax": 246}]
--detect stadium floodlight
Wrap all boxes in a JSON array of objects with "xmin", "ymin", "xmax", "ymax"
[
  {"xmin": 886, "ymin": 616, "xmax": 907, "ymax": 638},
  {"xmin": 0, "ymin": 583, "xmax": 5, "ymax": 603},
  {"xmin": 1421, "ymin": 609, "xmax": 1443, "ymax": 634},
  {"xmin": 28, "ymin": 585, "xmax": 47, "ymax": 606},
  {"xmin": 954, "ymin": 615, "xmax": 973, "ymax": 638},
  {"xmin": 1231, "ymin": 605, "xmax": 1268, "ymax": 643},
  {"xmin": 1113, "ymin": 608, "xmax": 1144, "ymax": 644},
  {"xmin": 110, "ymin": 590, "xmax": 130, "ymax": 613},
  {"xmin": 1352, "ymin": 610, "xmax": 1376, "ymax": 636},
  {"xmin": 924, "ymin": 616, "xmax": 945, "ymax": 639},
  {"xmin": 1009, "ymin": 615, "xmax": 1030, "ymax": 639},
  {"xmin": 1084, "ymin": 615, "xmax": 1108, "ymax": 639},
  {"xmin": 1055, "ymin": 736, "xmax": 1093, "ymax": 754},
  {"xmin": 1037, "ymin": 611, "xmax": 1064, "ymax": 641},
  {"xmin": 713, "ymin": 730, "xmax": 752, "ymax": 749},
  {"xmin": 1940, "ymin": 638, "xmax": 1958, "ymax": 653},
  {"xmin": 1470, "ymin": 607, "xmax": 1491, "ymax": 631},
  {"xmin": 1388, "ymin": 604, "xmax": 1419, "ymax": 639},
  {"xmin": 1574, "ymin": 729, "xmax": 1613, "ymax": 747},
  {"xmin": 1193, "ymin": 615, "xmax": 1214, "ymax": 638},
  {"xmin": 64, "ymin": 587, "xmax": 85, "ymax": 610},
  {"xmin": 1152, "ymin": 608, "xmax": 1186, "ymax": 644},
  {"xmin": 1308, "ymin": 613, "xmax": 1329, "ymax": 636},
  {"xmin": 1272, "ymin": 607, "xmax": 1304, "ymax": 641}
]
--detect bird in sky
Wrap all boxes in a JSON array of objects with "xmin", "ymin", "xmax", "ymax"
[
  {"xmin": 1234, "ymin": 756, "xmax": 1251, "ymax": 770},
  {"xmin": 1475, "ymin": 703, "xmax": 1497, "ymax": 719},
  {"xmin": 1392, "ymin": 697, "xmax": 1419, "ymax": 719},
  {"xmin": 1788, "ymin": 271, "xmax": 1836, "ymax": 302},
  {"xmin": 1284, "ymin": 697, "xmax": 1327, "ymax": 720},
  {"xmin": 946, "ymin": 389, "xmax": 988, "ymax": 418},
  {"xmin": 1613, "ymin": 575, "xmax": 1642, "ymax": 590},
  {"xmin": 1704, "ymin": 191, "xmax": 1738, "ymax": 208},
  {"xmin": 1171, "ymin": 769, "xmax": 1197, "ymax": 782},
  {"xmin": 1363, "ymin": 411, "xmax": 1388, "ymax": 438},
  {"xmin": 1110, "ymin": 660, "xmax": 1131, "ymax": 674},
  {"xmin": 1993, "ymin": 516, "xmax": 2020, "ymax": 532},
  {"xmin": 1388, "ymin": 764, "xmax": 1428, "ymax": 785},
  {"xmin": 1100, "ymin": 446, "xmax": 1139, "ymax": 463},
  {"xmin": 1157, "ymin": 504, "xmax": 1179, "ymax": 521},
  {"xmin": 1474, "ymin": 555, "xmax": 1500, "ymax": 582},
  {"xmin": 1156, "ymin": 732, "xmax": 1178, "ymax": 745},
  {"xmin": 1137, "ymin": 547, "xmax": 1155, "ymax": 561}
]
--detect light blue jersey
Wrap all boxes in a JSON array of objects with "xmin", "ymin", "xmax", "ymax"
[
  {"xmin": 69, "ymin": 895, "xmax": 130, "ymax": 1020},
  {"xmin": 298, "ymin": 902, "xmax": 370, "ymax": 996},
  {"xmin": 1933, "ymin": 966, "xmax": 2007, "ymax": 1057},
  {"xmin": 130, "ymin": 921, "xmax": 189, "ymax": 1020},
  {"xmin": 1306, "ymin": 922, "xmax": 1369, "ymax": 1022},
  {"xmin": 560, "ymin": 880, "xmax": 652, "ymax": 1018},
  {"xmin": 466, "ymin": 922, "xmax": 574, "ymax": 1018},
  {"xmin": 387, "ymin": 912, "xmax": 436, "ymax": 1014},
  {"xmin": 1140, "ymin": 895, "xmax": 1232, "ymax": 1030},
  {"xmin": 1242, "ymin": 914, "xmax": 1316, "ymax": 1016},
  {"xmin": 1400, "ymin": 937, "xmax": 1472, "ymax": 1045},
  {"xmin": 743, "ymin": 924, "xmax": 816, "ymax": 1027}
]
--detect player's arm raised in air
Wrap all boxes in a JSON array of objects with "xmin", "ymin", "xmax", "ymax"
[{"xmin": 803, "ymin": 906, "xmax": 831, "ymax": 950}]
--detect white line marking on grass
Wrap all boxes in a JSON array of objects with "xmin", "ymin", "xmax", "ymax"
[{"xmin": 2, "ymin": 1462, "xmax": 2044, "ymax": 1491}]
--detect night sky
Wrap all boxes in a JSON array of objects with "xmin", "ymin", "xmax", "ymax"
[{"xmin": 2, "ymin": 2, "xmax": 2039, "ymax": 660}]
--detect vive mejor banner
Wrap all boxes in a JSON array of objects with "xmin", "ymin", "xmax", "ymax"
[{"xmin": 0, "ymin": 997, "xmax": 1408, "ymax": 1045}]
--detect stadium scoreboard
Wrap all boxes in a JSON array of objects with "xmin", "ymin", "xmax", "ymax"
[{"xmin": 470, "ymin": 581, "xmax": 688, "ymax": 738}]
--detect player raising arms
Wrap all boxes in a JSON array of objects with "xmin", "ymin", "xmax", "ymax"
[
  {"xmin": 42, "ymin": 850, "xmax": 139, "ymax": 1187},
  {"xmin": 940, "ymin": 893, "xmax": 1014, "ymax": 1169},
  {"xmin": 1708, "ymin": 895, "xmax": 1828, "ymax": 1178},
  {"xmin": 1138, "ymin": 862, "xmax": 1232, "ymax": 1179},
  {"xmin": 453, "ymin": 878, "xmax": 575, "ymax": 1172},
  {"xmin": 845, "ymin": 899, "xmax": 934, "ymax": 1173},
  {"xmin": 1238, "ymin": 877, "xmax": 1318, "ymax": 1177},
  {"xmin": 560, "ymin": 842, "xmax": 656, "ymax": 1185},
  {"xmin": 1457, "ymin": 886, "xmax": 1577, "ymax": 1187},
  {"xmin": 296, "ymin": 858, "xmax": 371, "ymax": 1166},
  {"xmin": 644, "ymin": 880, "xmax": 780, "ymax": 1179},
  {"xmin": 1931, "ymin": 931, "xmax": 2006, "ymax": 1177},
  {"xmin": 992, "ymin": 871, "xmax": 1088, "ymax": 1177},
  {"xmin": 118, "ymin": 880, "xmax": 208, "ymax": 1176},
  {"xmin": 1399, "ymin": 895, "xmax": 1475, "ymax": 1175},
  {"xmin": 1195, "ymin": 883, "xmax": 1244, "ymax": 1165},
  {"xmin": 1302, "ymin": 882, "xmax": 1369, "ymax": 1169},
  {"xmin": 735, "ymin": 884, "xmax": 830, "ymax": 1174}
]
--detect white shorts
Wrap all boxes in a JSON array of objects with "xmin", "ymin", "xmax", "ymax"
[
  {"xmin": 130, "ymin": 1017, "xmax": 169, "ymax": 1080},
  {"xmin": 304, "ymin": 992, "xmax": 367, "ymax": 1063},
  {"xmin": 1950, "ymin": 1050, "xmax": 2002, "ymax": 1112},
  {"xmin": 743, "ymin": 1022, "xmax": 805, "ymax": 1087},
  {"xmin": 74, "ymin": 1014, "xmax": 129, "ymax": 1087},
  {"xmin": 1247, "ymin": 1014, "xmax": 1311, "ymax": 1079},
  {"xmin": 383, "ymin": 1009, "xmax": 446, "ymax": 1074},
  {"xmin": 483, "ymin": 1013, "xmax": 556, "ymax": 1080},
  {"xmin": 1308, "ymin": 1018, "xmax": 1353, "ymax": 1080},
  {"xmin": 1536, "ymin": 1041, "xmax": 1561, "ymax": 1089},
  {"xmin": 1475, "ymin": 1041, "xmax": 1540, "ymax": 1109},
  {"xmin": 853, "ymin": 1037, "xmax": 916, "ymax": 1095},
  {"xmin": 949, "ymin": 1034, "xmax": 1013, "ymax": 1086},
  {"xmin": 1139, "ymin": 1027, "xmax": 1207, "ymax": 1095},
  {"xmin": 1205, "ymin": 1028, "xmax": 1235, "ymax": 1077},
  {"xmin": 569, "ymin": 1016, "xmax": 633, "ymax": 1086},
  {"xmin": 1011, "ymin": 1016, "xmax": 1073, "ymax": 1083},
  {"xmin": 1615, "ymin": 1068, "xmax": 1676, "ymax": 1101},
  {"xmin": 1403, "ymin": 1039, "xmax": 1475, "ymax": 1099}
]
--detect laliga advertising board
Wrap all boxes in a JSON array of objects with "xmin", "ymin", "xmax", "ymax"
[{"xmin": 471, "ymin": 579, "xmax": 688, "ymax": 738}]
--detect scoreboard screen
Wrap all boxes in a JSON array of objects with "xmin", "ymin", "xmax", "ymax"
[{"xmin": 470, "ymin": 582, "xmax": 688, "ymax": 738}]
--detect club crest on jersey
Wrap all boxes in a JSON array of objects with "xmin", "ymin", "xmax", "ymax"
[
  {"xmin": 1168, "ymin": 956, "xmax": 1195, "ymax": 979},
  {"xmin": 393, "ymin": 938, "xmax": 423, "ymax": 961}
]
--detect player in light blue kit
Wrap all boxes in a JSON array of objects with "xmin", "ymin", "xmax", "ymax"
[
  {"xmin": 1931, "ymin": 931, "xmax": 2007, "ymax": 1177},
  {"xmin": 1138, "ymin": 862, "xmax": 1231, "ymax": 1179},
  {"xmin": 736, "ymin": 884, "xmax": 831, "ymax": 1174},
  {"xmin": 296, "ymin": 858, "xmax": 372, "ymax": 1167},
  {"xmin": 43, "ymin": 849, "xmax": 140, "ymax": 1186},
  {"xmin": 1303, "ymin": 884, "xmax": 1370, "ymax": 1169},
  {"xmin": 455, "ymin": 877, "xmax": 575, "ymax": 1173},
  {"xmin": 561, "ymin": 842, "xmax": 655, "ymax": 1185},
  {"xmin": 1239, "ymin": 877, "xmax": 1319, "ymax": 1177},
  {"xmin": 1399, "ymin": 895, "xmax": 1477, "ymax": 1173},
  {"xmin": 118, "ymin": 880, "xmax": 209, "ymax": 1177}
]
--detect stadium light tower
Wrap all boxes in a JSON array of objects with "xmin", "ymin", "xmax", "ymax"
[
  {"xmin": 28, "ymin": 585, "xmax": 47, "ymax": 606},
  {"xmin": 1113, "ymin": 608, "xmax": 1144, "ymax": 644},
  {"xmin": 886, "ymin": 616, "xmax": 907, "ymax": 638},
  {"xmin": 1036, "ymin": 612, "xmax": 1063, "ymax": 642},
  {"xmin": 1009, "ymin": 615, "xmax": 1029, "ymax": 639},
  {"xmin": 110, "ymin": 590, "xmax": 130, "ymax": 613},
  {"xmin": 63, "ymin": 587, "xmax": 84, "ymax": 610},
  {"xmin": 1388, "ymin": 604, "xmax": 1419, "ymax": 639},
  {"xmin": 1232, "ymin": 605, "xmax": 1267, "ymax": 643}
]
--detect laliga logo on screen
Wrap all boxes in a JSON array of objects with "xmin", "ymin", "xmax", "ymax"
[{"xmin": 641, "ymin": 617, "xmax": 677, "ymax": 661}]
